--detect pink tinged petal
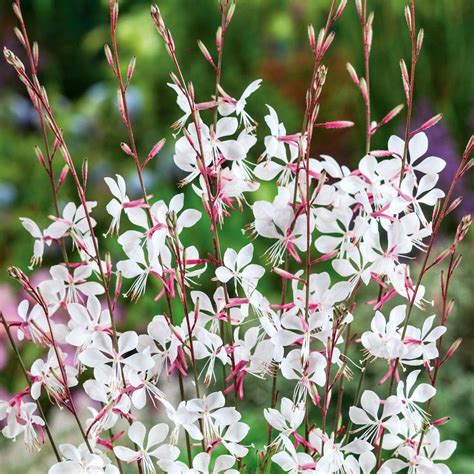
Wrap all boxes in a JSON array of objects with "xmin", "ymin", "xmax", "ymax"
[
  {"xmin": 349, "ymin": 407, "xmax": 373, "ymax": 426},
  {"xmin": 411, "ymin": 384, "xmax": 436, "ymax": 403},
  {"xmin": 128, "ymin": 421, "xmax": 146, "ymax": 448},
  {"xmin": 361, "ymin": 390, "xmax": 380, "ymax": 419},
  {"xmin": 216, "ymin": 266, "xmax": 233, "ymax": 283},
  {"xmin": 113, "ymin": 446, "xmax": 139, "ymax": 463}
]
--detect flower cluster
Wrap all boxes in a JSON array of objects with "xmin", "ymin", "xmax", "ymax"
[{"xmin": 1, "ymin": 0, "xmax": 472, "ymax": 473}]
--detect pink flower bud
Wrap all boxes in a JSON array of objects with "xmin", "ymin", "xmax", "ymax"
[
  {"xmin": 432, "ymin": 416, "xmax": 450, "ymax": 427},
  {"xmin": 308, "ymin": 24, "xmax": 316, "ymax": 52},
  {"xmin": 346, "ymin": 63, "xmax": 359, "ymax": 86},
  {"xmin": 104, "ymin": 44, "xmax": 114, "ymax": 69},
  {"xmin": 197, "ymin": 40, "xmax": 216, "ymax": 69},
  {"xmin": 410, "ymin": 113, "xmax": 443, "ymax": 137},
  {"xmin": 147, "ymin": 138, "xmax": 166, "ymax": 161},
  {"xmin": 34, "ymin": 146, "xmax": 46, "ymax": 168},
  {"xmin": 120, "ymin": 142, "xmax": 133, "ymax": 157},
  {"xmin": 314, "ymin": 120, "xmax": 354, "ymax": 129},
  {"xmin": 334, "ymin": 0, "xmax": 348, "ymax": 21},
  {"xmin": 126, "ymin": 56, "xmax": 136, "ymax": 84}
]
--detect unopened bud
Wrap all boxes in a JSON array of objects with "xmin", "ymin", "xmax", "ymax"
[
  {"xmin": 126, "ymin": 56, "xmax": 136, "ymax": 85},
  {"xmin": 34, "ymin": 146, "xmax": 46, "ymax": 168},
  {"xmin": 32, "ymin": 42, "xmax": 39, "ymax": 69},
  {"xmin": 12, "ymin": 2, "xmax": 23, "ymax": 21},
  {"xmin": 404, "ymin": 6, "xmax": 413, "ymax": 32},
  {"xmin": 334, "ymin": 0, "xmax": 348, "ymax": 21},
  {"xmin": 432, "ymin": 416, "xmax": 450, "ymax": 427},
  {"xmin": 216, "ymin": 26, "xmax": 223, "ymax": 50},
  {"xmin": 308, "ymin": 24, "xmax": 316, "ymax": 52},
  {"xmin": 454, "ymin": 215, "xmax": 471, "ymax": 244},
  {"xmin": 447, "ymin": 196, "xmax": 462, "ymax": 214},
  {"xmin": 442, "ymin": 338, "xmax": 462, "ymax": 364},
  {"xmin": 104, "ymin": 44, "xmax": 114, "ymax": 68},
  {"xmin": 14, "ymin": 27, "xmax": 25, "ymax": 47},
  {"xmin": 197, "ymin": 40, "xmax": 215, "ymax": 68},
  {"xmin": 314, "ymin": 120, "xmax": 354, "ymax": 129},
  {"xmin": 416, "ymin": 28, "xmax": 424, "ymax": 55},
  {"xmin": 58, "ymin": 165, "xmax": 69, "ymax": 189},
  {"xmin": 346, "ymin": 63, "xmax": 359, "ymax": 85},
  {"xmin": 410, "ymin": 113, "xmax": 443, "ymax": 136},
  {"xmin": 120, "ymin": 142, "xmax": 133, "ymax": 157},
  {"xmin": 379, "ymin": 104, "xmax": 404, "ymax": 127}
]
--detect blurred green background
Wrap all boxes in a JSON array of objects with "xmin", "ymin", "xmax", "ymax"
[{"xmin": 0, "ymin": 0, "xmax": 473, "ymax": 472}]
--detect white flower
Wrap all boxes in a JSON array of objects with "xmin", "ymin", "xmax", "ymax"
[
  {"xmin": 218, "ymin": 78, "xmax": 261, "ymax": 130},
  {"xmin": 215, "ymin": 244, "xmax": 264, "ymax": 295},
  {"xmin": 272, "ymin": 435, "xmax": 315, "ymax": 474},
  {"xmin": 190, "ymin": 452, "xmax": 238, "ymax": 473},
  {"xmin": 349, "ymin": 390, "xmax": 401, "ymax": 444},
  {"xmin": 264, "ymin": 397, "xmax": 305, "ymax": 446},
  {"xmin": 388, "ymin": 132, "xmax": 446, "ymax": 179},
  {"xmin": 104, "ymin": 174, "xmax": 129, "ymax": 234},
  {"xmin": 114, "ymin": 421, "xmax": 179, "ymax": 473},
  {"xmin": 66, "ymin": 296, "xmax": 111, "ymax": 349},
  {"xmin": 396, "ymin": 370, "xmax": 436, "ymax": 426},
  {"xmin": 361, "ymin": 306, "xmax": 407, "ymax": 361},
  {"xmin": 49, "ymin": 443, "xmax": 119, "ymax": 474},
  {"xmin": 281, "ymin": 348, "xmax": 326, "ymax": 404}
]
